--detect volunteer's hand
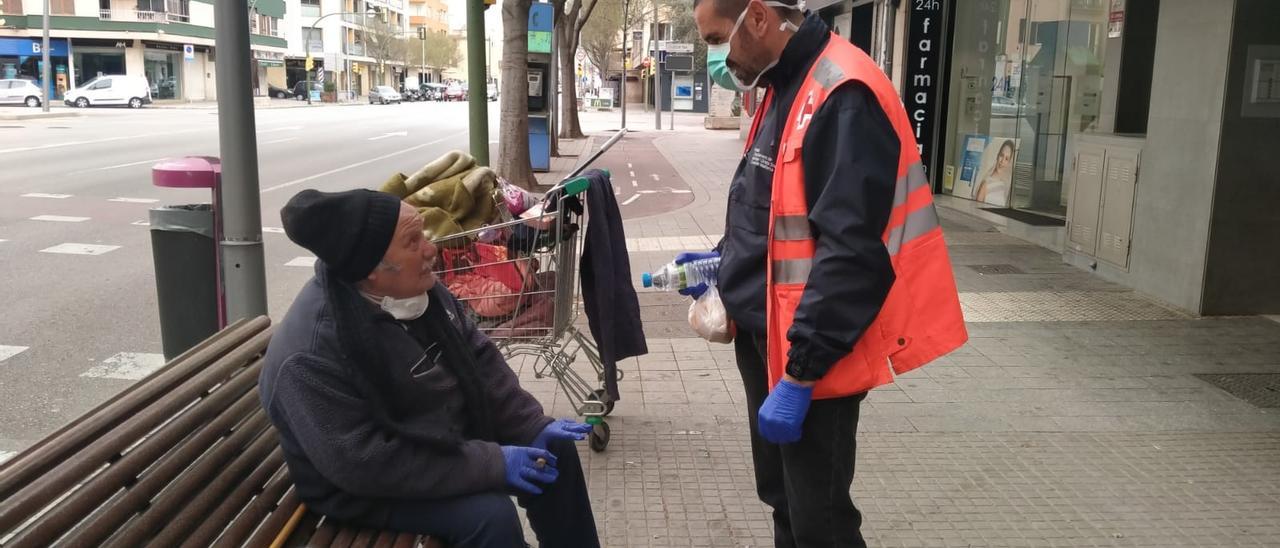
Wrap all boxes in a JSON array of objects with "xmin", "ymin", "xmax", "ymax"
[
  {"xmin": 674, "ymin": 251, "xmax": 720, "ymax": 299},
  {"xmin": 757, "ymin": 379, "xmax": 814, "ymax": 444},
  {"xmin": 500, "ymin": 446, "xmax": 559, "ymax": 495},
  {"xmin": 533, "ymin": 419, "xmax": 593, "ymax": 450}
]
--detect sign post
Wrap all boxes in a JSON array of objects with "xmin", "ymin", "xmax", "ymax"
[{"xmin": 903, "ymin": 0, "xmax": 947, "ymax": 185}]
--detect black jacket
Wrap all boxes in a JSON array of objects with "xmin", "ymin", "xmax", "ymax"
[
  {"xmin": 717, "ymin": 15, "xmax": 899, "ymax": 381},
  {"xmin": 259, "ymin": 265, "xmax": 553, "ymax": 524}
]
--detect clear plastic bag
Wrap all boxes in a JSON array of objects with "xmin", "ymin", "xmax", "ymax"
[{"xmin": 688, "ymin": 286, "xmax": 736, "ymax": 344}]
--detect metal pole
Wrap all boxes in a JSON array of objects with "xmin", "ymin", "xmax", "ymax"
[
  {"xmin": 305, "ymin": 57, "xmax": 312, "ymax": 105},
  {"xmin": 41, "ymin": 0, "xmax": 50, "ymax": 112},
  {"xmin": 465, "ymin": 0, "xmax": 489, "ymax": 165},
  {"xmin": 653, "ymin": 17, "xmax": 660, "ymax": 130},
  {"xmin": 620, "ymin": 0, "xmax": 627, "ymax": 128},
  {"xmin": 214, "ymin": 0, "xmax": 268, "ymax": 322}
]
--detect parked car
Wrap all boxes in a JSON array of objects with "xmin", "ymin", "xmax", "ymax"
[
  {"xmin": 487, "ymin": 82, "xmax": 498, "ymax": 102},
  {"xmin": 370, "ymin": 86, "xmax": 402, "ymax": 105},
  {"xmin": 444, "ymin": 83, "xmax": 465, "ymax": 101},
  {"xmin": 268, "ymin": 83, "xmax": 292, "ymax": 99},
  {"xmin": 64, "ymin": 75, "xmax": 152, "ymax": 108},
  {"xmin": 421, "ymin": 83, "xmax": 447, "ymax": 101},
  {"xmin": 292, "ymin": 81, "xmax": 322, "ymax": 100},
  {"xmin": 0, "ymin": 79, "xmax": 44, "ymax": 108}
]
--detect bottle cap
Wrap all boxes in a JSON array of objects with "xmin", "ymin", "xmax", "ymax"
[{"xmin": 641, "ymin": 272, "xmax": 653, "ymax": 288}]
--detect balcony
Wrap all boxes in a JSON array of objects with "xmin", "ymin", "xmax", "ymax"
[
  {"xmin": 99, "ymin": 0, "xmax": 189, "ymax": 23},
  {"xmin": 344, "ymin": 42, "xmax": 367, "ymax": 57}
]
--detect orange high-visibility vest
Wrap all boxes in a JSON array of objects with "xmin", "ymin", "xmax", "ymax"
[{"xmin": 747, "ymin": 36, "xmax": 967, "ymax": 400}]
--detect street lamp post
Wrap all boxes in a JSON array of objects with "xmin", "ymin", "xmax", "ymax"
[
  {"xmin": 620, "ymin": 0, "xmax": 627, "ymax": 129},
  {"xmin": 41, "ymin": 0, "xmax": 50, "ymax": 112},
  {"xmin": 307, "ymin": 8, "xmax": 382, "ymax": 105}
]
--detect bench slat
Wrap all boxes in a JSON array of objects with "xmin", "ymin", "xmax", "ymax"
[
  {"xmin": 212, "ymin": 467, "xmax": 294, "ymax": 547},
  {"xmin": 98, "ymin": 410, "xmax": 272, "ymax": 548},
  {"xmin": 303, "ymin": 519, "xmax": 340, "ymax": 547},
  {"xmin": 147, "ymin": 430, "xmax": 281, "ymax": 548},
  {"xmin": 4, "ymin": 367, "xmax": 264, "ymax": 548},
  {"xmin": 0, "ymin": 329, "xmax": 272, "ymax": 534},
  {"xmin": 0, "ymin": 317, "xmax": 269, "ymax": 499},
  {"xmin": 243, "ymin": 489, "xmax": 303, "ymax": 548},
  {"xmin": 278, "ymin": 509, "xmax": 324, "ymax": 548},
  {"xmin": 329, "ymin": 525, "xmax": 360, "ymax": 548},
  {"xmin": 177, "ymin": 448, "xmax": 287, "ymax": 548}
]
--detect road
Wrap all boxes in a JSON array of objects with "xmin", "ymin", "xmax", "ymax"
[{"xmin": 0, "ymin": 102, "xmax": 494, "ymax": 451}]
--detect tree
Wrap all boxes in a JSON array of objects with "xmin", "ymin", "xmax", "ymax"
[
  {"xmin": 499, "ymin": 0, "xmax": 536, "ymax": 188},
  {"xmin": 406, "ymin": 30, "xmax": 461, "ymax": 75},
  {"xmin": 553, "ymin": 0, "xmax": 602, "ymax": 139},
  {"xmin": 659, "ymin": 0, "xmax": 706, "ymax": 69},
  {"xmin": 580, "ymin": 0, "xmax": 649, "ymax": 108},
  {"xmin": 365, "ymin": 18, "xmax": 407, "ymax": 87}
]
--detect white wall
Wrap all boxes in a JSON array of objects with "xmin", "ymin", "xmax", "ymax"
[
  {"xmin": 188, "ymin": 1, "xmax": 215, "ymax": 27},
  {"xmin": 183, "ymin": 51, "xmax": 209, "ymax": 100}
]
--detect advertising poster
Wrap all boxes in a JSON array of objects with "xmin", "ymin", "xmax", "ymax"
[
  {"xmin": 953, "ymin": 134, "xmax": 988, "ymax": 199},
  {"xmin": 972, "ymin": 138, "xmax": 1019, "ymax": 207}
]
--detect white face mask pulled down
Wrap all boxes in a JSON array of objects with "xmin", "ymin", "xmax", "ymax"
[
  {"xmin": 367, "ymin": 291, "xmax": 431, "ymax": 321},
  {"xmin": 706, "ymin": 0, "xmax": 805, "ymax": 90}
]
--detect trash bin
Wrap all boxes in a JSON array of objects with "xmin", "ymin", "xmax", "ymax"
[{"xmin": 150, "ymin": 204, "xmax": 219, "ymax": 360}]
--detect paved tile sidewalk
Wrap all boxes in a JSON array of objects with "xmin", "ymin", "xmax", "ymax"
[{"xmin": 513, "ymin": 108, "xmax": 1280, "ymax": 546}]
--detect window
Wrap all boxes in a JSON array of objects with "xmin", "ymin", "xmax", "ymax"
[
  {"xmin": 51, "ymin": 0, "xmax": 74, "ymax": 14},
  {"xmin": 92, "ymin": 79, "xmax": 112, "ymax": 90},
  {"xmin": 304, "ymin": 27, "xmax": 324, "ymax": 53},
  {"xmin": 0, "ymin": 0, "xmax": 21, "ymax": 15},
  {"xmin": 302, "ymin": 0, "xmax": 321, "ymax": 17}
]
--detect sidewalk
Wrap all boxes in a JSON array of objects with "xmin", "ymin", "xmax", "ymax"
[{"xmin": 518, "ymin": 108, "xmax": 1280, "ymax": 546}]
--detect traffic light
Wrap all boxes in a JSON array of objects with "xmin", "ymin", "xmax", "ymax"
[
  {"xmin": 418, "ymin": 27, "xmax": 427, "ymax": 40},
  {"xmin": 305, "ymin": 55, "xmax": 314, "ymax": 71}
]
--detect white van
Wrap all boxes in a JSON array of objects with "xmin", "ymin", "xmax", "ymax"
[{"xmin": 64, "ymin": 75, "xmax": 152, "ymax": 109}]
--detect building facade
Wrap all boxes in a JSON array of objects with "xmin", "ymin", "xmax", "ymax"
[
  {"xmin": 0, "ymin": 0, "xmax": 288, "ymax": 102},
  {"xmin": 285, "ymin": 0, "xmax": 409, "ymax": 98}
]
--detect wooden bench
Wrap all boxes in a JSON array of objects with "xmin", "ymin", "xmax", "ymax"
[{"xmin": 0, "ymin": 317, "xmax": 442, "ymax": 547}]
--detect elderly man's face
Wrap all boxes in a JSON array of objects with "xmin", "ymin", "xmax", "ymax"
[{"xmin": 365, "ymin": 202, "xmax": 437, "ymax": 298}]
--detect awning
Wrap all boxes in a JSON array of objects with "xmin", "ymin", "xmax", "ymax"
[{"xmin": 254, "ymin": 0, "xmax": 286, "ymax": 18}]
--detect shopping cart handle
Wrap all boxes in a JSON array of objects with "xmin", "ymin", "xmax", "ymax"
[{"xmin": 561, "ymin": 176, "xmax": 592, "ymax": 197}]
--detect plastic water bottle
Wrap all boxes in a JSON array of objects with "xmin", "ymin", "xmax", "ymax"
[{"xmin": 641, "ymin": 257, "xmax": 720, "ymax": 291}]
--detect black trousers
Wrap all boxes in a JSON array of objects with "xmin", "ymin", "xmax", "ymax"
[
  {"xmin": 377, "ymin": 438, "xmax": 599, "ymax": 548},
  {"xmin": 735, "ymin": 332, "xmax": 868, "ymax": 548}
]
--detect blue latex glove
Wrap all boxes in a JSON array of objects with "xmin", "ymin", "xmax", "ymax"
[
  {"xmin": 533, "ymin": 419, "xmax": 593, "ymax": 450},
  {"xmin": 674, "ymin": 250, "xmax": 720, "ymax": 299},
  {"xmin": 757, "ymin": 379, "xmax": 814, "ymax": 444},
  {"xmin": 500, "ymin": 446, "xmax": 559, "ymax": 495}
]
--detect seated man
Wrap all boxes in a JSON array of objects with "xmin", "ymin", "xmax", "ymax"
[{"xmin": 260, "ymin": 188, "xmax": 600, "ymax": 547}]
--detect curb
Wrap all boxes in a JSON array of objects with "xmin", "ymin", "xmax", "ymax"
[{"xmin": 0, "ymin": 111, "xmax": 81, "ymax": 121}]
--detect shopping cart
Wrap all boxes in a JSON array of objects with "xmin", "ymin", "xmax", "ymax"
[{"xmin": 430, "ymin": 135, "xmax": 628, "ymax": 452}]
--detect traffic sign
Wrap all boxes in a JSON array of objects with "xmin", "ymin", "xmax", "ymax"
[
  {"xmin": 183, "ymin": 44, "xmax": 194, "ymax": 61},
  {"xmin": 658, "ymin": 41, "xmax": 694, "ymax": 53}
]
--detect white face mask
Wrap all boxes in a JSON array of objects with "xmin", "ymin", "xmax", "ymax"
[
  {"xmin": 706, "ymin": 0, "xmax": 805, "ymax": 90},
  {"xmin": 372, "ymin": 291, "xmax": 431, "ymax": 321}
]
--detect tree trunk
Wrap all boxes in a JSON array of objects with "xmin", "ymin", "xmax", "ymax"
[
  {"xmin": 499, "ymin": 0, "xmax": 536, "ymax": 189},
  {"xmin": 558, "ymin": 25, "xmax": 584, "ymax": 139}
]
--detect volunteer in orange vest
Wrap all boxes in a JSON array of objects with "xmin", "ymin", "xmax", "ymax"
[{"xmin": 681, "ymin": 1, "xmax": 967, "ymax": 546}]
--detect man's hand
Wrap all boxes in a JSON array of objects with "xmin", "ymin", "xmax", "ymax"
[
  {"xmin": 674, "ymin": 251, "xmax": 719, "ymax": 299},
  {"xmin": 500, "ymin": 445, "xmax": 559, "ymax": 495},
  {"xmin": 757, "ymin": 378, "xmax": 814, "ymax": 444},
  {"xmin": 533, "ymin": 419, "xmax": 593, "ymax": 450}
]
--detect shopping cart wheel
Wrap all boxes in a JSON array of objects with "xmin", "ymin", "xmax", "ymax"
[
  {"xmin": 589, "ymin": 421, "xmax": 611, "ymax": 453},
  {"xmin": 591, "ymin": 389, "xmax": 616, "ymax": 417}
]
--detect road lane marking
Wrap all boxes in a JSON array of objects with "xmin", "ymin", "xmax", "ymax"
[
  {"xmin": 621, "ymin": 194, "xmax": 641, "ymax": 206},
  {"xmin": 651, "ymin": 174, "xmax": 660, "ymax": 181},
  {"xmin": 257, "ymin": 126, "xmax": 304, "ymax": 134},
  {"xmin": 0, "ymin": 451, "xmax": 15, "ymax": 465},
  {"xmin": 68, "ymin": 157, "xmax": 170, "ymax": 174},
  {"xmin": 131, "ymin": 220, "xmax": 150, "ymax": 227},
  {"xmin": 262, "ymin": 137, "xmax": 299, "ymax": 145},
  {"xmin": 262, "ymin": 132, "xmax": 466, "ymax": 194},
  {"xmin": 631, "ymin": 180, "xmax": 638, "ymax": 187},
  {"xmin": 369, "ymin": 131, "xmax": 408, "ymax": 141},
  {"xmin": 40, "ymin": 243, "xmax": 121, "ymax": 255},
  {"xmin": 671, "ymin": 189, "xmax": 691, "ymax": 194},
  {"xmin": 627, "ymin": 163, "xmax": 633, "ymax": 169},
  {"xmin": 0, "ymin": 128, "xmax": 208, "ymax": 155},
  {"xmin": 31, "ymin": 215, "xmax": 89, "ymax": 223},
  {"xmin": 81, "ymin": 352, "xmax": 166, "ymax": 381},
  {"xmin": 0, "ymin": 345, "xmax": 29, "ymax": 362},
  {"xmin": 21, "ymin": 193, "xmax": 71, "ymax": 199},
  {"xmin": 286, "ymin": 256, "xmax": 317, "ymax": 267},
  {"xmin": 263, "ymin": 227, "xmax": 285, "ymax": 234},
  {"xmin": 0, "ymin": 239, "xmax": 8, "ymax": 243},
  {"xmin": 109, "ymin": 197, "xmax": 159, "ymax": 204},
  {"xmin": 629, "ymin": 171, "xmax": 636, "ymax": 178}
]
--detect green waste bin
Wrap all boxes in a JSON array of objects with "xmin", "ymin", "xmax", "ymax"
[{"xmin": 150, "ymin": 204, "xmax": 219, "ymax": 360}]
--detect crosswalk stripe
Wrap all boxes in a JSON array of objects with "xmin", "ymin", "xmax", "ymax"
[
  {"xmin": 21, "ymin": 193, "xmax": 71, "ymax": 199},
  {"xmin": 40, "ymin": 243, "xmax": 121, "ymax": 256},
  {"xmin": 31, "ymin": 215, "xmax": 89, "ymax": 223},
  {"xmin": 109, "ymin": 197, "xmax": 160, "ymax": 204},
  {"xmin": 0, "ymin": 345, "xmax": 29, "ymax": 362},
  {"xmin": 81, "ymin": 352, "xmax": 166, "ymax": 381},
  {"xmin": 286, "ymin": 257, "xmax": 317, "ymax": 268}
]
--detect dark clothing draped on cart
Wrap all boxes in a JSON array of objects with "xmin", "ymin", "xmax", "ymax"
[
  {"xmin": 260, "ymin": 263, "xmax": 560, "ymax": 524},
  {"xmin": 551, "ymin": 169, "xmax": 648, "ymax": 399}
]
